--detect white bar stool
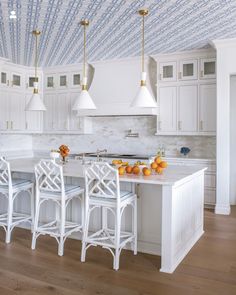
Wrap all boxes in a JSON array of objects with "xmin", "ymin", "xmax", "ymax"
[
  {"xmin": 0, "ymin": 156, "xmax": 34, "ymax": 243},
  {"xmin": 32, "ymin": 159, "xmax": 84, "ymax": 256},
  {"xmin": 81, "ymin": 162, "xmax": 137, "ymax": 270}
]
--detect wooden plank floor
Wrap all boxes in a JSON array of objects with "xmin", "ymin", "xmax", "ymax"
[{"xmin": 0, "ymin": 207, "xmax": 235, "ymax": 295}]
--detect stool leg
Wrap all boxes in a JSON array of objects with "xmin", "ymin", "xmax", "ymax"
[
  {"xmin": 81, "ymin": 206, "xmax": 90, "ymax": 262},
  {"xmin": 31, "ymin": 198, "xmax": 41, "ymax": 250},
  {"xmin": 114, "ymin": 207, "xmax": 121, "ymax": 270},
  {"xmin": 133, "ymin": 198, "xmax": 137, "ymax": 255},
  {"xmin": 30, "ymin": 186, "xmax": 35, "ymax": 233},
  {"xmin": 6, "ymin": 192, "xmax": 13, "ymax": 244},
  {"xmin": 58, "ymin": 201, "xmax": 66, "ymax": 256}
]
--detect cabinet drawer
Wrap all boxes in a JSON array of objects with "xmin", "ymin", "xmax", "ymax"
[
  {"xmin": 204, "ymin": 189, "xmax": 216, "ymax": 205},
  {"xmin": 205, "ymin": 173, "xmax": 216, "ymax": 188}
]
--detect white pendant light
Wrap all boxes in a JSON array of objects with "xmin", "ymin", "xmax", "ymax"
[
  {"xmin": 72, "ymin": 20, "xmax": 96, "ymax": 110},
  {"xmin": 130, "ymin": 9, "xmax": 157, "ymax": 108},
  {"xmin": 26, "ymin": 30, "xmax": 46, "ymax": 111}
]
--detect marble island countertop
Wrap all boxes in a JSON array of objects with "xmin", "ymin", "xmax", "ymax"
[{"xmin": 9, "ymin": 157, "xmax": 207, "ymax": 186}]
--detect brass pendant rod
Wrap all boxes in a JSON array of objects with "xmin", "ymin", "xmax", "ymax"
[
  {"xmin": 83, "ymin": 23, "xmax": 86, "ymax": 80},
  {"xmin": 35, "ymin": 33, "xmax": 38, "ymax": 80},
  {"xmin": 142, "ymin": 13, "xmax": 145, "ymax": 73}
]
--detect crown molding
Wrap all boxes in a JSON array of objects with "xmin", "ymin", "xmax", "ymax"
[{"xmin": 211, "ymin": 38, "xmax": 236, "ymax": 49}]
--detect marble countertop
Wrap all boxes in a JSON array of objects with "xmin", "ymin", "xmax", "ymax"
[{"xmin": 9, "ymin": 157, "xmax": 207, "ymax": 186}]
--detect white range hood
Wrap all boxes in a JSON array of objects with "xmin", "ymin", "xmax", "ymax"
[{"xmin": 77, "ymin": 57, "xmax": 158, "ymax": 117}]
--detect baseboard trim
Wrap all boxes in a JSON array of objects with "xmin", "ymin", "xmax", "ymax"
[{"xmin": 215, "ymin": 204, "xmax": 231, "ymax": 215}]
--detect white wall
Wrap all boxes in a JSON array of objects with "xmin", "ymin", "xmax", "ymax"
[{"xmin": 230, "ymin": 76, "xmax": 236, "ymax": 204}]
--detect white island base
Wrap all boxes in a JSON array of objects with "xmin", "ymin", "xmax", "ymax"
[{"xmin": 8, "ymin": 158, "xmax": 206, "ymax": 274}]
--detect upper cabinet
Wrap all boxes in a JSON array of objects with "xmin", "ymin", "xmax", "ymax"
[
  {"xmin": 159, "ymin": 61, "xmax": 176, "ymax": 82},
  {"xmin": 179, "ymin": 59, "xmax": 198, "ymax": 80},
  {"xmin": 156, "ymin": 51, "xmax": 216, "ymax": 136},
  {"xmin": 0, "ymin": 69, "xmax": 24, "ymax": 89},
  {"xmin": 200, "ymin": 58, "xmax": 216, "ymax": 79}
]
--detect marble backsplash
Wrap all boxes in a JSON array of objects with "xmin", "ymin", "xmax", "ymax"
[
  {"xmin": 32, "ymin": 117, "xmax": 216, "ymax": 159},
  {"xmin": 0, "ymin": 134, "xmax": 32, "ymax": 157}
]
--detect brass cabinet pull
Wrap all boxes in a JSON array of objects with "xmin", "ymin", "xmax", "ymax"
[{"xmin": 6, "ymin": 121, "xmax": 9, "ymax": 129}]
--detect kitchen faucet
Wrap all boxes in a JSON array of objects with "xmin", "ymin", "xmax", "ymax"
[{"xmin": 96, "ymin": 149, "xmax": 108, "ymax": 161}]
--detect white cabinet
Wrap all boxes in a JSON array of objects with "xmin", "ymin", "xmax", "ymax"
[
  {"xmin": 45, "ymin": 74, "xmax": 56, "ymax": 90},
  {"xmin": 0, "ymin": 89, "xmax": 26, "ymax": 131},
  {"xmin": 178, "ymin": 85, "xmax": 198, "ymax": 132},
  {"xmin": 179, "ymin": 59, "xmax": 198, "ymax": 80},
  {"xmin": 159, "ymin": 61, "xmax": 176, "ymax": 82},
  {"xmin": 200, "ymin": 58, "xmax": 216, "ymax": 79},
  {"xmin": 44, "ymin": 92, "xmax": 69, "ymax": 131},
  {"xmin": 1, "ymin": 70, "xmax": 24, "ymax": 89},
  {"xmin": 158, "ymin": 87, "xmax": 177, "ymax": 132},
  {"xmin": 70, "ymin": 72, "xmax": 81, "ymax": 88},
  {"xmin": 199, "ymin": 84, "xmax": 216, "ymax": 133}
]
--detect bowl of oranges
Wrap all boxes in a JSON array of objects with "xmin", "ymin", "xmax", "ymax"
[{"xmin": 116, "ymin": 156, "xmax": 168, "ymax": 177}]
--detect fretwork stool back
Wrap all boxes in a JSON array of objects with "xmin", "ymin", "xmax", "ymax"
[
  {"xmin": 32, "ymin": 159, "xmax": 84, "ymax": 256},
  {"xmin": 0, "ymin": 156, "xmax": 34, "ymax": 243},
  {"xmin": 81, "ymin": 162, "xmax": 137, "ymax": 270}
]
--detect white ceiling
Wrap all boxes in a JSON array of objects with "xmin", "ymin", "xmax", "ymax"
[{"xmin": 0, "ymin": 0, "xmax": 236, "ymax": 67}]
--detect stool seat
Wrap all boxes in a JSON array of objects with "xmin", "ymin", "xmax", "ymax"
[
  {"xmin": 90, "ymin": 191, "xmax": 135, "ymax": 205},
  {"xmin": 40, "ymin": 184, "xmax": 83, "ymax": 200},
  {"xmin": 0, "ymin": 178, "xmax": 32, "ymax": 192}
]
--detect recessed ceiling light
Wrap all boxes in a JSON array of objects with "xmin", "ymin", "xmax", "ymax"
[{"xmin": 9, "ymin": 11, "xmax": 17, "ymax": 19}]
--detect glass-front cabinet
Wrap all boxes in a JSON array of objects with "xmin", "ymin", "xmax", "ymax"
[
  {"xmin": 159, "ymin": 62, "xmax": 177, "ymax": 82},
  {"xmin": 59, "ymin": 74, "xmax": 67, "ymax": 88},
  {"xmin": 179, "ymin": 59, "xmax": 198, "ymax": 80},
  {"xmin": 200, "ymin": 58, "xmax": 216, "ymax": 79},
  {"xmin": 71, "ymin": 72, "xmax": 81, "ymax": 88},
  {"xmin": 45, "ymin": 74, "xmax": 55, "ymax": 89}
]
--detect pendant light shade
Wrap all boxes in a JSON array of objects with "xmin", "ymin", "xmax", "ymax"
[
  {"xmin": 131, "ymin": 9, "xmax": 157, "ymax": 108},
  {"xmin": 26, "ymin": 30, "xmax": 46, "ymax": 111},
  {"xmin": 72, "ymin": 20, "xmax": 96, "ymax": 110}
]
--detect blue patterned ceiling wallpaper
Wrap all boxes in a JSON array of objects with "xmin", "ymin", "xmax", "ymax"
[{"xmin": 0, "ymin": 0, "xmax": 236, "ymax": 67}]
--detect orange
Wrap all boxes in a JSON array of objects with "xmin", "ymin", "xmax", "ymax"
[
  {"xmin": 132, "ymin": 166, "xmax": 140, "ymax": 175},
  {"xmin": 156, "ymin": 166, "xmax": 163, "ymax": 174},
  {"xmin": 118, "ymin": 166, "xmax": 125, "ymax": 175},
  {"xmin": 159, "ymin": 161, "xmax": 168, "ymax": 168},
  {"xmin": 151, "ymin": 162, "xmax": 158, "ymax": 169},
  {"xmin": 125, "ymin": 166, "xmax": 133, "ymax": 174},
  {"xmin": 155, "ymin": 156, "xmax": 162, "ymax": 164},
  {"xmin": 142, "ymin": 167, "xmax": 151, "ymax": 176}
]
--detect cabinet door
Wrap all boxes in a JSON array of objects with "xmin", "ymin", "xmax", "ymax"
[
  {"xmin": 53, "ymin": 92, "xmax": 69, "ymax": 130},
  {"xmin": 199, "ymin": 84, "xmax": 216, "ymax": 132},
  {"xmin": 1, "ymin": 71, "xmax": 9, "ymax": 87},
  {"xmin": 158, "ymin": 87, "xmax": 177, "ymax": 132},
  {"xmin": 200, "ymin": 58, "xmax": 216, "ymax": 79},
  {"xmin": 178, "ymin": 85, "xmax": 198, "ymax": 132},
  {"xmin": 0, "ymin": 90, "xmax": 9, "ymax": 130},
  {"xmin": 11, "ymin": 72, "xmax": 24, "ymax": 89},
  {"xmin": 58, "ymin": 74, "xmax": 68, "ymax": 89},
  {"xmin": 44, "ymin": 93, "xmax": 54, "ymax": 131},
  {"xmin": 70, "ymin": 72, "xmax": 81, "ymax": 88},
  {"xmin": 9, "ymin": 91, "xmax": 26, "ymax": 130},
  {"xmin": 179, "ymin": 59, "xmax": 198, "ymax": 80},
  {"xmin": 45, "ymin": 74, "xmax": 56, "ymax": 90},
  {"xmin": 159, "ymin": 62, "xmax": 176, "ymax": 82},
  {"xmin": 25, "ymin": 93, "xmax": 42, "ymax": 131}
]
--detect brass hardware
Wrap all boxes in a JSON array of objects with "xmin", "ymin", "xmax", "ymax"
[
  {"xmin": 33, "ymin": 88, "xmax": 39, "ymax": 94},
  {"xmin": 82, "ymin": 84, "xmax": 87, "ymax": 90},
  {"xmin": 6, "ymin": 121, "xmax": 9, "ymax": 129},
  {"xmin": 140, "ymin": 80, "xmax": 146, "ymax": 86},
  {"xmin": 138, "ymin": 9, "xmax": 149, "ymax": 16},
  {"xmin": 80, "ymin": 20, "xmax": 89, "ymax": 26},
  {"xmin": 32, "ymin": 30, "xmax": 41, "ymax": 36}
]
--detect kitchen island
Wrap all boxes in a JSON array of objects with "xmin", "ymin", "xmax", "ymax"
[{"xmin": 9, "ymin": 157, "xmax": 206, "ymax": 273}]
